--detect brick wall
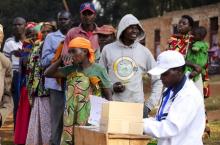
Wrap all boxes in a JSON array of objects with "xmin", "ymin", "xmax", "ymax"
[{"xmin": 140, "ymin": 3, "xmax": 220, "ymax": 57}]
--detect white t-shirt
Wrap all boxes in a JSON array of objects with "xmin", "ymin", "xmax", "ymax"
[{"xmin": 3, "ymin": 37, "xmax": 22, "ymax": 71}]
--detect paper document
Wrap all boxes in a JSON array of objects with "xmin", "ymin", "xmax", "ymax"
[{"xmin": 88, "ymin": 95, "xmax": 108, "ymax": 126}]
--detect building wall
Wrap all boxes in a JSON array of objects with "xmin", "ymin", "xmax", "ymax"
[{"xmin": 140, "ymin": 3, "xmax": 220, "ymax": 57}]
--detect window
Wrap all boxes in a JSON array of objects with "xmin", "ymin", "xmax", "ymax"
[
  {"xmin": 194, "ymin": 21, "xmax": 199, "ymax": 27},
  {"xmin": 154, "ymin": 29, "xmax": 161, "ymax": 58},
  {"xmin": 210, "ymin": 17, "xmax": 218, "ymax": 47}
]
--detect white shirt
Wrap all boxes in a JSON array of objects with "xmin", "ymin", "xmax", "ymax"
[
  {"xmin": 3, "ymin": 37, "xmax": 22, "ymax": 71},
  {"xmin": 143, "ymin": 77, "xmax": 205, "ymax": 145}
]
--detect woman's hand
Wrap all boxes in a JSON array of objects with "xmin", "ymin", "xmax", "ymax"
[{"xmin": 62, "ymin": 53, "xmax": 73, "ymax": 65}]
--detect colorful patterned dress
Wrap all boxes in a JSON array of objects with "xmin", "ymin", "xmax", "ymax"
[
  {"xmin": 60, "ymin": 63, "xmax": 111, "ymax": 145},
  {"xmin": 26, "ymin": 41, "xmax": 51, "ymax": 145}
]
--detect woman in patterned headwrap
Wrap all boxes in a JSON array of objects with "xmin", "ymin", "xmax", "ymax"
[
  {"xmin": 25, "ymin": 22, "xmax": 56, "ymax": 145},
  {"xmin": 45, "ymin": 37, "xmax": 112, "ymax": 145}
]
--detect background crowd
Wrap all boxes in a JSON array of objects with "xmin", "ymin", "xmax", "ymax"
[{"xmin": 0, "ymin": 1, "xmax": 214, "ymax": 145}]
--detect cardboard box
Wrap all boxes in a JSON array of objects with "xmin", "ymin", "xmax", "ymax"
[
  {"xmin": 74, "ymin": 126, "xmax": 150, "ymax": 145},
  {"xmin": 100, "ymin": 101, "xmax": 144, "ymax": 135},
  {"xmin": 100, "ymin": 119, "xmax": 144, "ymax": 135},
  {"xmin": 101, "ymin": 101, "xmax": 143, "ymax": 121}
]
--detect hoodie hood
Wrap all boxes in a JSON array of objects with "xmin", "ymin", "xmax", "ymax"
[{"xmin": 117, "ymin": 14, "xmax": 145, "ymax": 42}]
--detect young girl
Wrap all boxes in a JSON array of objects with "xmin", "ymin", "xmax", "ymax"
[{"xmin": 45, "ymin": 37, "xmax": 112, "ymax": 145}]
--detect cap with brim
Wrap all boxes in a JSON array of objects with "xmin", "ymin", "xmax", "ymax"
[
  {"xmin": 81, "ymin": 8, "xmax": 95, "ymax": 13},
  {"xmin": 148, "ymin": 67, "xmax": 170, "ymax": 76},
  {"xmin": 80, "ymin": 2, "xmax": 96, "ymax": 13},
  {"xmin": 148, "ymin": 50, "xmax": 185, "ymax": 75},
  {"xmin": 96, "ymin": 25, "xmax": 116, "ymax": 35}
]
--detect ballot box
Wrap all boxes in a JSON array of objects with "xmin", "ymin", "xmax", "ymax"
[
  {"xmin": 100, "ymin": 101, "xmax": 144, "ymax": 135},
  {"xmin": 74, "ymin": 126, "xmax": 151, "ymax": 145}
]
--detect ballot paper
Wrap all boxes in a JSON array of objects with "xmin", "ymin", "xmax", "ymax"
[{"xmin": 88, "ymin": 95, "xmax": 108, "ymax": 126}]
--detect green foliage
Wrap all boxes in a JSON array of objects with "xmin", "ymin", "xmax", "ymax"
[
  {"xmin": 0, "ymin": 0, "xmax": 63, "ymax": 39},
  {"xmin": 0, "ymin": 0, "xmax": 219, "ymax": 39},
  {"xmin": 96, "ymin": 0, "xmax": 220, "ymax": 25}
]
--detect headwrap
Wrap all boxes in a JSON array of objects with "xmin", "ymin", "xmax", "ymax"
[
  {"xmin": 96, "ymin": 25, "xmax": 116, "ymax": 35},
  {"xmin": 68, "ymin": 37, "xmax": 95, "ymax": 63},
  {"xmin": 42, "ymin": 22, "xmax": 56, "ymax": 31},
  {"xmin": 26, "ymin": 22, "xmax": 37, "ymax": 30}
]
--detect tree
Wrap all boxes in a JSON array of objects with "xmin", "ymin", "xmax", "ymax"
[
  {"xmin": 0, "ymin": 0, "xmax": 219, "ymax": 41},
  {"xmin": 0, "ymin": 0, "xmax": 65, "ymax": 40},
  {"xmin": 96, "ymin": 0, "xmax": 220, "ymax": 26}
]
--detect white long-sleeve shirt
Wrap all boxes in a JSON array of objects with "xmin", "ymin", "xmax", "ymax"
[{"xmin": 143, "ymin": 77, "xmax": 205, "ymax": 145}]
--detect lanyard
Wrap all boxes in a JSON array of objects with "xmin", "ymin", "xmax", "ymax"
[{"xmin": 157, "ymin": 89, "xmax": 172, "ymax": 121}]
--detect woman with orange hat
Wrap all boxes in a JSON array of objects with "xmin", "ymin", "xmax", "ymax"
[{"xmin": 44, "ymin": 37, "xmax": 112, "ymax": 144}]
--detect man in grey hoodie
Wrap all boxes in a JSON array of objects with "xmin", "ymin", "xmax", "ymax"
[{"xmin": 99, "ymin": 14, "xmax": 163, "ymax": 117}]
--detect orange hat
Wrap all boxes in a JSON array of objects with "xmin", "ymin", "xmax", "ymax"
[
  {"xmin": 68, "ymin": 37, "xmax": 95, "ymax": 63},
  {"xmin": 96, "ymin": 25, "xmax": 116, "ymax": 35}
]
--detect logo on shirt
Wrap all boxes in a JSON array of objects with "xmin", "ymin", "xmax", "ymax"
[{"xmin": 113, "ymin": 57, "xmax": 138, "ymax": 81}]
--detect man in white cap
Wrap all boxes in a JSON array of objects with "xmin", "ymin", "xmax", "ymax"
[{"xmin": 143, "ymin": 50, "xmax": 205, "ymax": 145}]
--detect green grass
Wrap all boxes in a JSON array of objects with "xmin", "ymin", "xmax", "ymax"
[
  {"xmin": 204, "ymin": 121, "xmax": 220, "ymax": 145},
  {"xmin": 205, "ymin": 95, "xmax": 220, "ymax": 111},
  {"xmin": 1, "ymin": 141, "xmax": 13, "ymax": 145}
]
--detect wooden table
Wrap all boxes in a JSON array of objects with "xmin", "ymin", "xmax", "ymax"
[{"xmin": 74, "ymin": 126, "xmax": 151, "ymax": 145}]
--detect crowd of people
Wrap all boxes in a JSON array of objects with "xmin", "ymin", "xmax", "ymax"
[{"xmin": 0, "ymin": 2, "xmax": 210, "ymax": 145}]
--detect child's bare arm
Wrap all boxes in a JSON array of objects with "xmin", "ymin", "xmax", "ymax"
[{"xmin": 185, "ymin": 61, "xmax": 202, "ymax": 73}]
